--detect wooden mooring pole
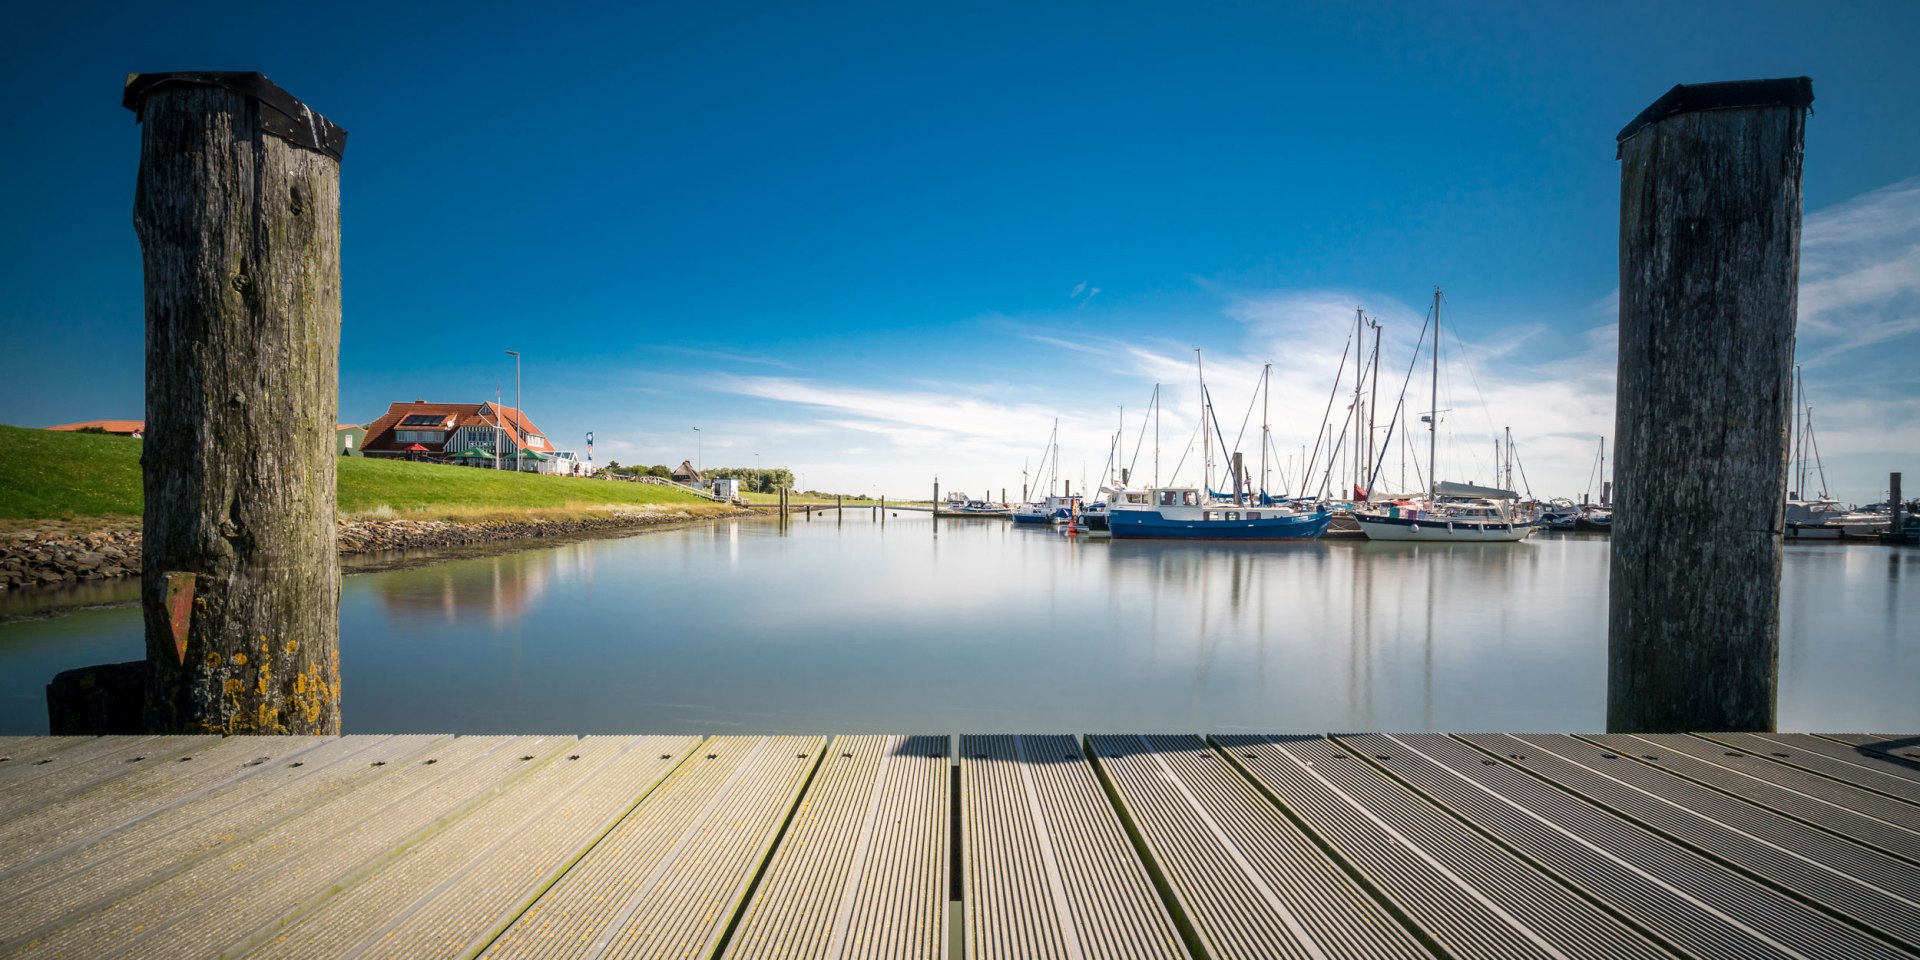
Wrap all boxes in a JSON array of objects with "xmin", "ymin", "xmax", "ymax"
[
  {"xmin": 1891, "ymin": 473, "xmax": 1904, "ymax": 537},
  {"xmin": 129, "ymin": 73, "xmax": 347, "ymax": 734},
  {"xmin": 1609, "ymin": 78, "xmax": 1812, "ymax": 734}
]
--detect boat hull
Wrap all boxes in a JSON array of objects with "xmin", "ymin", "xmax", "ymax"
[
  {"xmin": 1109, "ymin": 509, "xmax": 1331, "ymax": 540},
  {"xmin": 1354, "ymin": 512, "xmax": 1532, "ymax": 542}
]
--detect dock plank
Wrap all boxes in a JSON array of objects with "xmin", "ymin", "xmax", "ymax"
[
  {"xmin": 1348, "ymin": 733, "xmax": 1912, "ymax": 960},
  {"xmin": 963, "ymin": 735, "xmax": 1188, "ymax": 960},
  {"xmin": 0, "ymin": 737, "xmax": 193, "ymax": 813},
  {"xmin": 1708, "ymin": 733, "xmax": 1920, "ymax": 798},
  {"xmin": 1584, "ymin": 733, "xmax": 1920, "ymax": 859},
  {"xmin": 1469, "ymin": 733, "xmax": 1920, "ymax": 951},
  {"xmin": 3, "ymin": 735, "xmax": 565, "ymax": 960},
  {"xmin": 1089, "ymin": 733, "xmax": 1432, "ymax": 960},
  {"xmin": 1219, "ymin": 735, "xmax": 1674, "ymax": 960},
  {"xmin": 0, "ymin": 737, "xmax": 433, "ymax": 946},
  {"xmin": 1818, "ymin": 735, "xmax": 1920, "ymax": 779},
  {"xmin": 244, "ymin": 735, "xmax": 695, "ymax": 960},
  {"xmin": 0, "ymin": 735, "xmax": 326, "ymax": 873},
  {"xmin": 478, "ymin": 735, "xmax": 822, "ymax": 960},
  {"xmin": 724, "ymin": 735, "xmax": 948, "ymax": 960}
]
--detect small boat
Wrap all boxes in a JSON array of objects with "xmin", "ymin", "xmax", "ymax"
[
  {"xmin": 949, "ymin": 499, "xmax": 1011, "ymax": 517},
  {"xmin": 1784, "ymin": 498, "xmax": 1884, "ymax": 539},
  {"xmin": 1108, "ymin": 487, "xmax": 1331, "ymax": 540},
  {"xmin": 1353, "ymin": 492, "xmax": 1535, "ymax": 542},
  {"xmin": 1012, "ymin": 493, "xmax": 1080, "ymax": 525},
  {"xmin": 1352, "ymin": 289, "xmax": 1532, "ymax": 544}
]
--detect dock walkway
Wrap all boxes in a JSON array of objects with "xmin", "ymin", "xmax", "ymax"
[{"xmin": 0, "ymin": 732, "xmax": 1915, "ymax": 959}]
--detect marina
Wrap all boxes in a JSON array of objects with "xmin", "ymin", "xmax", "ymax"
[
  {"xmin": 6, "ymin": 513, "xmax": 1916, "ymax": 737},
  {"xmin": 0, "ymin": 730, "xmax": 1915, "ymax": 958}
]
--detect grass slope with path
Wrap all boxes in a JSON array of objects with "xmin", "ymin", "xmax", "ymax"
[{"xmin": 0, "ymin": 424, "xmax": 725, "ymax": 527}]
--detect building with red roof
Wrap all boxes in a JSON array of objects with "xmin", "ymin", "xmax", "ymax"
[{"xmin": 360, "ymin": 400, "xmax": 558, "ymax": 466}]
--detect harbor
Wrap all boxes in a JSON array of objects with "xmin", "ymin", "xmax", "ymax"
[{"xmin": 1, "ymin": 729, "xmax": 1916, "ymax": 959}]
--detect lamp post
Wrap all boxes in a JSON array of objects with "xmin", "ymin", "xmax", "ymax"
[
  {"xmin": 504, "ymin": 350, "xmax": 521, "ymax": 472},
  {"xmin": 693, "ymin": 426, "xmax": 701, "ymax": 473}
]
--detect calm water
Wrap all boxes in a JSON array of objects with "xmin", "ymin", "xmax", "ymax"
[{"xmin": 2, "ymin": 512, "xmax": 1915, "ymax": 734}]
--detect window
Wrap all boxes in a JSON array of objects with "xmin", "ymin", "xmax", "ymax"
[
  {"xmin": 400, "ymin": 414, "xmax": 445, "ymax": 427},
  {"xmin": 395, "ymin": 430, "xmax": 445, "ymax": 444},
  {"xmin": 1181, "ymin": 491, "xmax": 1199, "ymax": 507},
  {"xmin": 343, "ymin": 433, "xmax": 354, "ymax": 448}
]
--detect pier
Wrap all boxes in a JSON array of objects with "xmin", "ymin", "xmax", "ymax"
[{"xmin": 2, "ymin": 731, "xmax": 1916, "ymax": 959}]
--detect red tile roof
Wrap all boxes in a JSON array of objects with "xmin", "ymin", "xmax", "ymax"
[
  {"xmin": 46, "ymin": 420, "xmax": 145, "ymax": 435},
  {"xmin": 361, "ymin": 401, "xmax": 553, "ymax": 454}
]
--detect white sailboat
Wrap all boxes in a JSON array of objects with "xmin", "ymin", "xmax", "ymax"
[{"xmin": 1354, "ymin": 288, "xmax": 1533, "ymax": 542}]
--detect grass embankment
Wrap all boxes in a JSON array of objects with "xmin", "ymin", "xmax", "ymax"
[{"xmin": 0, "ymin": 424, "xmax": 726, "ymax": 528}]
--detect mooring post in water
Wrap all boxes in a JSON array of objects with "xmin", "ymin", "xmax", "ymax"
[
  {"xmin": 1609, "ymin": 77, "xmax": 1812, "ymax": 734},
  {"xmin": 129, "ymin": 72, "xmax": 347, "ymax": 734},
  {"xmin": 1891, "ymin": 473, "xmax": 1904, "ymax": 538},
  {"xmin": 932, "ymin": 478, "xmax": 940, "ymax": 519}
]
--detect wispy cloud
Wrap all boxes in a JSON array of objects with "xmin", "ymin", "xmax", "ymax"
[
  {"xmin": 1796, "ymin": 176, "xmax": 1920, "ymax": 364},
  {"xmin": 650, "ymin": 345, "xmax": 797, "ymax": 369}
]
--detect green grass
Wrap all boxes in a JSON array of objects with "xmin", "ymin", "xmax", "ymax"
[{"xmin": 0, "ymin": 424, "xmax": 719, "ymax": 524}]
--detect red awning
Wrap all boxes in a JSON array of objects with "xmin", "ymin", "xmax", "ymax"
[{"xmin": 406, "ymin": 443, "xmax": 428, "ymax": 451}]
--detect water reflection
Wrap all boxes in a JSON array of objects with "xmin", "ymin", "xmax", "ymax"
[{"xmin": 0, "ymin": 517, "xmax": 1913, "ymax": 734}]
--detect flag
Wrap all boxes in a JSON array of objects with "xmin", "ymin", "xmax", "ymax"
[
  {"xmin": 1353, "ymin": 483, "xmax": 1368, "ymax": 502},
  {"xmin": 586, "ymin": 431, "xmax": 594, "ymax": 462}
]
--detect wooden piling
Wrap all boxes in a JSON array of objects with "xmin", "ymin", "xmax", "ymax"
[
  {"xmin": 125, "ymin": 73, "xmax": 348, "ymax": 735},
  {"xmin": 1609, "ymin": 78, "xmax": 1812, "ymax": 734},
  {"xmin": 1892, "ymin": 473, "xmax": 1904, "ymax": 537}
]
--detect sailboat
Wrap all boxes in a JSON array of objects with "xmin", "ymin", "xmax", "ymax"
[
  {"xmin": 1354, "ymin": 288, "xmax": 1533, "ymax": 542},
  {"xmin": 1784, "ymin": 368, "xmax": 1884, "ymax": 539},
  {"xmin": 1109, "ymin": 351, "xmax": 1333, "ymax": 540},
  {"xmin": 1010, "ymin": 420, "xmax": 1080, "ymax": 524}
]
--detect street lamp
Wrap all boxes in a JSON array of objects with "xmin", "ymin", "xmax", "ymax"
[
  {"xmin": 693, "ymin": 426, "xmax": 701, "ymax": 473},
  {"xmin": 504, "ymin": 350, "xmax": 521, "ymax": 471}
]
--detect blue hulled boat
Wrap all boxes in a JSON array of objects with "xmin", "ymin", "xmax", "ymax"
[{"xmin": 1107, "ymin": 487, "xmax": 1331, "ymax": 540}]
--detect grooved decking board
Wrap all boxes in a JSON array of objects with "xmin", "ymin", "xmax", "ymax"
[
  {"xmin": 1819, "ymin": 735, "xmax": 1920, "ymax": 779},
  {"xmin": 1702, "ymin": 733, "xmax": 1920, "ymax": 800},
  {"xmin": 0, "ymin": 735, "xmax": 327, "ymax": 873},
  {"xmin": 4, "ymin": 735, "xmax": 566, "ymax": 959},
  {"xmin": 244, "ymin": 735, "xmax": 697, "ymax": 960},
  {"xmin": 0, "ymin": 738, "xmax": 156, "ymax": 780},
  {"xmin": 478, "ymin": 735, "xmax": 823, "ymax": 960},
  {"xmin": 962, "ymin": 735, "xmax": 1188, "ymax": 960},
  {"xmin": 1217, "ymin": 735, "xmax": 1674, "ymax": 960},
  {"xmin": 0, "ymin": 737, "xmax": 434, "ymax": 946},
  {"xmin": 0, "ymin": 737, "xmax": 201, "ymax": 815},
  {"xmin": 1582, "ymin": 734, "xmax": 1920, "ymax": 862},
  {"xmin": 1088, "ymin": 734, "xmax": 1431, "ymax": 960},
  {"xmin": 1346, "ymin": 733, "xmax": 1912, "ymax": 960},
  {"xmin": 723, "ymin": 735, "xmax": 949, "ymax": 960},
  {"xmin": 1477, "ymin": 733, "xmax": 1920, "ymax": 949}
]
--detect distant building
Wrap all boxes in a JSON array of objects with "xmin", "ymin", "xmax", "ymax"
[
  {"xmin": 672, "ymin": 460, "xmax": 704, "ymax": 484},
  {"xmin": 46, "ymin": 419, "xmax": 144, "ymax": 437},
  {"xmin": 362, "ymin": 400, "xmax": 563, "ymax": 471},
  {"xmin": 336, "ymin": 423, "xmax": 366, "ymax": 457}
]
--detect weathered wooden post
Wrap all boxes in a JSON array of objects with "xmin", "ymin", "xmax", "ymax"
[
  {"xmin": 1891, "ymin": 473, "xmax": 1904, "ymax": 538},
  {"xmin": 131, "ymin": 72, "xmax": 347, "ymax": 735},
  {"xmin": 1609, "ymin": 77, "xmax": 1812, "ymax": 733}
]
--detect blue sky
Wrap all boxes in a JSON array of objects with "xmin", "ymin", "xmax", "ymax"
[{"xmin": 3, "ymin": 2, "xmax": 1917, "ymax": 504}]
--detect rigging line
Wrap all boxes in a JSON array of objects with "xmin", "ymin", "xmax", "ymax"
[
  {"xmin": 1317, "ymin": 412, "xmax": 1355, "ymax": 499},
  {"xmin": 1807, "ymin": 406, "xmax": 1829, "ymax": 498},
  {"xmin": 1364, "ymin": 301, "xmax": 1436, "ymax": 497},
  {"xmin": 1510, "ymin": 441, "xmax": 1536, "ymax": 499},
  {"xmin": 1441, "ymin": 301, "xmax": 1504, "ymax": 478},
  {"xmin": 1203, "ymin": 384, "xmax": 1237, "ymax": 492},
  {"xmin": 1167, "ymin": 418, "xmax": 1203, "ymax": 489},
  {"xmin": 1126, "ymin": 385, "xmax": 1157, "ymax": 482},
  {"xmin": 1227, "ymin": 372, "xmax": 1262, "ymax": 465},
  {"xmin": 1301, "ymin": 332, "xmax": 1355, "ymax": 496}
]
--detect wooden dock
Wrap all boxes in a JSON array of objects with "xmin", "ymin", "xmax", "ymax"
[{"xmin": 1, "ymin": 732, "xmax": 1916, "ymax": 959}]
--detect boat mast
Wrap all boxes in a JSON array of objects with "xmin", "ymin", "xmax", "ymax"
[
  {"xmin": 1261, "ymin": 362, "xmax": 1271, "ymax": 502},
  {"xmin": 1197, "ymin": 348, "xmax": 1209, "ymax": 493},
  {"xmin": 1154, "ymin": 383, "xmax": 1161, "ymax": 487},
  {"xmin": 1367, "ymin": 316, "xmax": 1380, "ymax": 500},
  {"xmin": 1428, "ymin": 287, "xmax": 1440, "ymax": 502}
]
